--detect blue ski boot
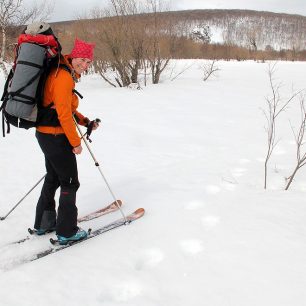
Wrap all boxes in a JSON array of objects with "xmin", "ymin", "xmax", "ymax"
[
  {"xmin": 57, "ymin": 228, "xmax": 88, "ymax": 245},
  {"xmin": 33, "ymin": 227, "xmax": 56, "ymax": 236}
]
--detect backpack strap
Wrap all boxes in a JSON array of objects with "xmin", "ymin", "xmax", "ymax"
[
  {"xmin": 73, "ymin": 89, "xmax": 83, "ymax": 99},
  {"xmin": 1, "ymin": 69, "xmax": 14, "ymax": 102},
  {"xmin": 1, "ymin": 110, "xmax": 5, "ymax": 137},
  {"xmin": 59, "ymin": 64, "xmax": 84, "ymax": 99},
  {"xmin": 1, "ymin": 100, "xmax": 10, "ymax": 137},
  {"xmin": 0, "ymin": 69, "xmax": 14, "ymax": 137},
  {"xmin": 59, "ymin": 63, "xmax": 71, "ymax": 73}
]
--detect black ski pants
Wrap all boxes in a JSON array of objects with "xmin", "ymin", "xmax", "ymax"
[{"xmin": 34, "ymin": 131, "xmax": 80, "ymax": 237}]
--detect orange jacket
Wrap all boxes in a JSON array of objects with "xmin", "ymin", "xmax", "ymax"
[{"xmin": 36, "ymin": 55, "xmax": 88, "ymax": 147}]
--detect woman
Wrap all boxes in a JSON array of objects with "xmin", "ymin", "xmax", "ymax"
[{"xmin": 34, "ymin": 38, "xmax": 98, "ymax": 245}]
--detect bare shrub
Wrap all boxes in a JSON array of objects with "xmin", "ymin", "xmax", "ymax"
[
  {"xmin": 263, "ymin": 63, "xmax": 300, "ymax": 189},
  {"xmin": 201, "ymin": 60, "xmax": 220, "ymax": 81},
  {"xmin": 285, "ymin": 93, "xmax": 306, "ymax": 190}
]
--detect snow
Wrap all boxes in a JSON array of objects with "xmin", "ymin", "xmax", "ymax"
[{"xmin": 0, "ymin": 60, "xmax": 306, "ymax": 306}]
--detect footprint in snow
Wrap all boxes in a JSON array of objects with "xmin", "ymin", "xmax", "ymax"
[
  {"xmin": 135, "ymin": 248, "xmax": 164, "ymax": 270},
  {"xmin": 184, "ymin": 200, "xmax": 204, "ymax": 210},
  {"xmin": 239, "ymin": 158, "xmax": 251, "ymax": 164},
  {"xmin": 232, "ymin": 167, "xmax": 247, "ymax": 177},
  {"xmin": 256, "ymin": 157, "xmax": 265, "ymax": 162},
  {"xmin": 221, "ymin": 180, "xmax": 237, "ymax": 191},
  {"xmin": 204, "ymin": 185, "xmax": 221, "ymax": 195},
  {"xmin": 99, "ymin": 281, "xmax": 143, "ymax": 303},
  {"xmin": 287, "ymin": 140, "xmax": 295, "ymax": 145},
  {"xmin": 179, "ymin": 239, "xmax": 204, "ymax": 256},
  {"xmin": 274, "ymin": 147, "xmax": 286, "ymax": 155},
  {"xmin": 201, "ymin": 215, "xmax": 220, "ymax": 228}
]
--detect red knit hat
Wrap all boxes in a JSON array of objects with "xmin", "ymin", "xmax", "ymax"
[{"xmin": 70, "ymin": 38, "xmax": 95, "ymax": 61}]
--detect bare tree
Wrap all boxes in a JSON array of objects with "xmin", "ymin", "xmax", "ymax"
[
  {"xmin": 27, "ymin": 1, "xmax": 54, "ymax": 23},
  {"xmin": 86, "ymin": 0, "xmax": 174, "ymax": 87},
  {"xmin": 0, "ymin": 0, "xmax": 23, "ymax": 75},
  {"xmin": 285, "ymin": 94, "xmax": 306, "ymax": 190},
  {"xmin": 87, "ymin": 0, "xmax": 147, "ymax": 87},
  {"xmin": 144, "ymin": 0, "xmax": 175, "ymax": 84},
  {"xmin": 263, "ymin": 63, "xmax": 300, "ymax": 189}
]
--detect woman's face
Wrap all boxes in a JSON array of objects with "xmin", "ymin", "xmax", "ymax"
[{"xmin": 71, "ymin": 58, "xmax": 92, "ymax": 74}]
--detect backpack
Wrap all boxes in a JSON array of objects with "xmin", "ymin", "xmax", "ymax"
[{"xmin": 0, "ymin": 22, "xmax": 62, "ymax": 136}]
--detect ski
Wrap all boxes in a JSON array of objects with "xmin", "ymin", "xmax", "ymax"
[
  {"xmin": 8, "ymin": 200, "xmax": 123, "ymax": 245},
  {"xmin": 29, "ymin": 208, "xmax": 145, "ymax": 262},
  {"xmin": 77, "ymin": 199, "xmax": 123, "ymax": 222}
]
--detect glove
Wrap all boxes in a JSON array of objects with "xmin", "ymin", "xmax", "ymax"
[{"xmin": 86, "ymin": 118, "xmax": 101, "ymax": 142}]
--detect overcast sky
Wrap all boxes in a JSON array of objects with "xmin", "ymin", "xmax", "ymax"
[{"xmin": 29, "ymin": 0, "xmax": 306, "ymax": 22}]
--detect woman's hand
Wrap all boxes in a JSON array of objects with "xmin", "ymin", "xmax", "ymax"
[
  {"xmin": 73, "ymin": 145, "xmax": 83, "ymax": 155},
  {"xmin": 92, "ymin": 121, "xmax": 99, "ymax": 130}
]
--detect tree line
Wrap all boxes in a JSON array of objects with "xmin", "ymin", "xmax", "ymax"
[{"xmin": 1, "ymin": 1, "xmax": 306, "ymax": 87}]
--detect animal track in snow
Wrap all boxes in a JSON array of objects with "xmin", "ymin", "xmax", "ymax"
[
  {"xmin": 201, "ymin": 215, "xmax": 220, "ymax": 228},
  {"xmin": 232, "ymin": 168, "xmax": 247, "ymax": 177},
  {"xmin": 221, "ymin": 179, "xmax": 237, "ymax": 191},
  {"xmin": 273, "ymin": 147, "xmax": 286, "ymax": 155},
  {"xmin": 115, "ymin": 282, "xmax": 142, "ymax": 302},
  {"xmin": 239, "ymin": 158, "xmax": 251, "ymax": 164},
  {"xmin": 135, "ymin": 248, "xmax": 164, "ymax": 270},
  {"xmin": 204, "ymin": 185, "xmax": 221, "ymax": 194},
  {"xmin": 179, "ymin": 239, "xmax": 204, "ymax": 255},
  {"xmin": 184, "ymin": 200, "xmax": 204, "ymax": 210},
  {"xmin": 256, "ymin": 157, "xmax": 265, "ymax": 162},
  {"xmin": 100, "ymin": 281, "xmax": 143, "ymax": 303}
]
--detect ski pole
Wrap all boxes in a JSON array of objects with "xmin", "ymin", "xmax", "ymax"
[
  {"xmin": 0, "ymin": 174, "xmax": 46, "ymax": 221},
  {"xmin": 73, "ymin": 116, "xmax": 128, "ymax": 223}
]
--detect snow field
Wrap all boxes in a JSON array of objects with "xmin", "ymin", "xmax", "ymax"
[{"xmin": 0, "ymin": 60, "xmax": 306, "ymax": 306}]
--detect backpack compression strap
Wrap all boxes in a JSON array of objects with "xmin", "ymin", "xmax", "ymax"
[{"xmin": 9, "ymin": 63, "xmax": 44, "ymax": 103}]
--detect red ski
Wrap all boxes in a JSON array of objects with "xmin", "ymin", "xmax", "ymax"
[
  {"xmin": 6, "ymin": 208, "xmax": 145, "ymax": 267},
  {"xmin": 10, "ymin": 200, "xmax": 124, "ymax": 245},
  {"xmin": 34, "ymin": 208, "xmax": 146, "ymax": 258},
  {"xmin": 77, "ymin": 199, "xmax": 123, "ymax": 223}
]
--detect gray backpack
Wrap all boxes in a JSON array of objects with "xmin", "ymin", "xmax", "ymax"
[{"xmin": 0, "ymin": 22, "xmax": 61, "ymax": 136}]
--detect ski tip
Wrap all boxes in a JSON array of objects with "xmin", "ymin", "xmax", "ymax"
[
  {"xmin": 134, "ymin": 208, "xmax": 145, "ymax": 216},
  {"xmin": 112, "ymin": 199, "xmax": 123, "ymax": 207}
]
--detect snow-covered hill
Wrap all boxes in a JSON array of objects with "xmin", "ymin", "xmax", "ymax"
[
  {"xmin": 0, "ymin": 60, "xmax": 305, "ymax": 306},
  {"xmin": 171, "ymin": 10, "xmax": 306, "ymax": 50}
]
